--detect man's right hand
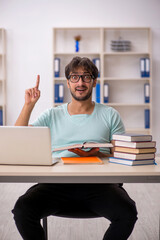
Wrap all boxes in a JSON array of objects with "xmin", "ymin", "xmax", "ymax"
[
  {"xmin": 25, "ymin": 75, "xmax": 40, "ymax": 106},
  {"xmin": 15, "ymin": 75, "xmax": 41, "ymax": 126}
]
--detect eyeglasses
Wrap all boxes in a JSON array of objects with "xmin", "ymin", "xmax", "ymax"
[{"xmin": 68, "ymin": 74, "xmax": 94, "ymax": 83}]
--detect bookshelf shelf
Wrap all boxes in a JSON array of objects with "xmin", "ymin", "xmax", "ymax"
[
  {"xmin": 104, "ymin": 52, "xmax": 150, "ymax": 56},
  {"xmin": 53, "ymin": 27, "xmax": 152, "ymax": 134},
  {"xmin": 0, "ymin": 29, "xmax": 6, "ymax": 126},
  {"xmin": 103, "ymin": 77, "xmax": 150, "ymax": 81},
  {"xmin": 106, "ymin": 103, "xmax": 150, "ymax": 107},
  {"xmin": 54, "ymin": 52, "xmax": 100, "ymax": 55}
]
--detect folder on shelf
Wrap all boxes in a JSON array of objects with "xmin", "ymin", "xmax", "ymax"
[
  {"xmin": 93, "ymin": 58, "xmax": 100, "ymax": 78},
  {"xmin": 96, "ymin": 83, "xmax": 100, "ymax": 103},
  {"xmin": 54, "ymin": 84, "xmax": 59, "ymax": 103},
  {"xmin": 92, "ymin": 87, "xmax": 96, "ymax": 102},
  {"xmin": 54, "ymin": 84, "xmax": 64, "ymax": 103},
  {"xmin": 0, "ymin": 109, "xmax": 3, "ymax": 126},
  {"xmin": 54, "ymin": 58, "xmax": 60, "ymax": 77},
  {"xmin": 104, "ymin": 83, "xmax": 109, "ymax": 103},
  {"xmin": 144, "ymin": 83, "xmax": 150, "ymax": 103},
  {"xmin": 140, "ymin": 58, "xmax": 145, "ymax": 77},
  {"xmin": 59, "ymin": 84, "xmax": 64, "ymax": 103},
  {"xmin": 145, "ymin": 109, "xmax": 150, "ymax": 129},
  {"xmin": 145, "ymin": 58, "xmax": 150, "ymax": 77}
]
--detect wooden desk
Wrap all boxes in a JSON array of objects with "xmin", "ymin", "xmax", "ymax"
[{"xmin": 0, "ymin": 157, "xmax": 160, "ymax": 183}]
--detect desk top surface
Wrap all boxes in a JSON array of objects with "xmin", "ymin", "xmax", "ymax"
[{"xmin": 0, "ymin": 157, "xmax": 160, "ymax": 177}]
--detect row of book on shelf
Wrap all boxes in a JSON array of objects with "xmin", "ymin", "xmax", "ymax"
[
  {"xmin": 54, "ymin": 58, "xmax": 100, "ymax": 78},
  {"xmin": 54, "ymin": 84, "xmax": 150, "ymax": 128},
  {"xmin": 54, "ymin": 57, "xmax": 150, "ymax": 79},
  {"xmin": 54, "ymin": 83, "xmax": 150, "ymax": 104},
  {"xmin": 109, "ymin": 133, "xmax": 156, "ymax": 166},
  {"xmin": 54, "ymin": 82, "xmax": 109, "ymax": 103},
  {"xmin": 92, "ymin": 83, "xmax": 150, "ymax": 104}
]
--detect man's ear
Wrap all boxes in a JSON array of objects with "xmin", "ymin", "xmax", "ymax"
[
  {"xmin": 93, "ymin": 78, "xmax": 97, "ymax": 87},
  {"xmin": 67, "ymin": 79, "xmax": 70, "ymax": 89}
]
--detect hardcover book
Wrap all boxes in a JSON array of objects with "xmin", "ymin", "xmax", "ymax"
[
  {"xmin": 114, "ymin": 152, "xmax": 155, "ymax": 160},
  {"xmin": 112, "ymin": 133, "xmax": 152, "ymax": 142},
  {"xmin": 109, "ymin": 157, "xmax": 155, "ymax": 166},
  {"xmin": 114, "ymin": 147, "xmax": 156, "ymax": 154},
  {"xmin": 114, "ymin": 140, "xmax": 156, "ymax": 149}
]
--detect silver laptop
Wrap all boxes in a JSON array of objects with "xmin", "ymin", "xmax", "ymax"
[{"xmin": 0, "ymin": 126, "xmax": 58, "ymax": 165}]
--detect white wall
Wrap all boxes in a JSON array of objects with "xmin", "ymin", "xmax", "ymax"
[{"xmin": 0, "ymin": 0, "xmax": 160, "ymax": 153}]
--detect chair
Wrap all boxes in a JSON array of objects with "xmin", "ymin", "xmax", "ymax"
[{"xmin": 42, "ymin": 206, "xmax": 100, "ymax": 240}]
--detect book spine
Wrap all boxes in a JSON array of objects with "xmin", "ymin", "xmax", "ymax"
[
  {"xmin": 96, "ymin": 83, "xmax": 100, "ymax": 103},
  {"xmin": 0, "ymin": 109, "xmax": 3, "ymax": 125},
  {"xmin": 144, "ymin": 83, "xmax": 150, "ymax": 103},
  {"xmin": 58, "ymin": 84, "xmax": 64, "ymax": 103},
  {"xmin": 54, "ymin": 84, "xmax": 59, "ymax": 103},
  {"xmin": 145, "ymin": 109, "xmax": 150, "ymax": 128},
  {"xmin": 104, "ymin": 83, "xmax": 109, "ymax": 103},
  {"xmin": 54, "ymin": 58, "xmax": 60, "ymax": 77},
  {"xmin": 145, "ymin": 58, "xmax": 150, "ymax": 77},
  {"xmin": 93, "ymin": 58, "xmax": 100, "ymax": 77},
  {"xmin": 140, "ymin": 58, "xmax": 145, "ymax": 77}
]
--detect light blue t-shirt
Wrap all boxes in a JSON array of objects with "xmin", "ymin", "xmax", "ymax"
[{"xmin": 31, "ymin": 103, "xmax": 125, "ymax": 157}]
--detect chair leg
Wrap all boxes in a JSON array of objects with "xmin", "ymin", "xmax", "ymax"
[{"xmin": 42, "ymin": 217, "xmax": 48, "ymax": 240}]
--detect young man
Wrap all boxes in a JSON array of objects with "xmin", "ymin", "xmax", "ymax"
[{"xmin": 12, "ymin": 57, "xmax": 137, "ymax": 240}]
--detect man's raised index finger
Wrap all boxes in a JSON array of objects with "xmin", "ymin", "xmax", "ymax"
[{"xmin": 35, "ymin": 75, "xmax": 40, "ymax": 89}]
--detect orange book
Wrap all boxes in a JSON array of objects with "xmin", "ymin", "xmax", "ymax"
[{"xmin": 61, "ymin": 156, "xmax": 103, "ymax": 164}]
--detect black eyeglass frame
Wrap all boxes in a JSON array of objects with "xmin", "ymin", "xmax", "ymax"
[{"xmin": 68, "ymin": 74, "xmax": 95, "ymax": 83}]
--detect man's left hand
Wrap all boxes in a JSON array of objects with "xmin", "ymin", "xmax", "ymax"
[{"xmin": 68, "ymin": 147, "xmax": 100, "ymax": 157}]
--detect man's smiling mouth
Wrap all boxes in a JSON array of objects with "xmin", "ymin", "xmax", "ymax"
[{"xmin": 76, "ymin": 87, "xmax": 87, "ymax": 92}]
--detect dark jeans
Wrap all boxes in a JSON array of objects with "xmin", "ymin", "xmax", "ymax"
[{"xmin": 12, "ymin": 184, "xmax": 138, "ymax": 240}]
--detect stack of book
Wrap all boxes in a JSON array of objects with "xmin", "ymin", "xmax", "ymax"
[{"xmin": 109, "ymin": 133, "xmax": 156, "ymax": 166}]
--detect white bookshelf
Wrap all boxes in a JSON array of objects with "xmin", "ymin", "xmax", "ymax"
[
  {"xmin": 0, "ymin": 29, "xmax": 6, "ymax": 125},
  {"xmin": 53, "ymin": 27, "xmax": 152, "ymax": 134}
]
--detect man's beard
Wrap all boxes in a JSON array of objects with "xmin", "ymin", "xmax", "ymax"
[{"xmin": 69, "ymin": 87, "xmax": 93, "ymax": 101}]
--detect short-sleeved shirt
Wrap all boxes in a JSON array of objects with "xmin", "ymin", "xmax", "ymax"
[{"xmin": 31, "ymin": 103, "xmax": 125, "ymax": 157}]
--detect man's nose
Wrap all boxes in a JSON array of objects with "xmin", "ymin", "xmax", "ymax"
[{"xmin": 78, "ymin": 76, "xmax": 84, "ymax": 85}]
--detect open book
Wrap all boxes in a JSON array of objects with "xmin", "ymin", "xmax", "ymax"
[{"xmin": 53, "ymin": 142, "xmax": 113, "ymax": 152}]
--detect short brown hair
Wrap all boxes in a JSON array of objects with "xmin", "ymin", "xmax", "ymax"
[{"xmin": 65, "ymin": 56, "xmax": 98, "ymax": 79}]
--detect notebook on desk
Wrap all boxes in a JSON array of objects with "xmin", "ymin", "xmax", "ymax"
[{"xmin": 0, "ymin": 126, "xmax": 58, "ymax": 166}]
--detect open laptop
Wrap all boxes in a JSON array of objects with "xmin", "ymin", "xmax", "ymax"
[{"xmin": 0, "ymin": 126, "xmax": 58, "ymax": 165}]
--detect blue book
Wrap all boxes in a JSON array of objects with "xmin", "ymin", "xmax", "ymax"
[
  {"xmin": 144, "ymin": 83, "xmax": 150, "ymax": 103},
  {"xmin": 54, "ymin": 84, "xmax": 59, "ymax": 103},
  {"xmin": 0, "ymin": 109, "xmax": 3, "ymax": 126},
  {"xmin": 145, "ymin": 109, "xmax": 150, "ymax": 128},
  {"xmin": 54, "ymin": 58, "xmax": 60, "ymax": 77},
  {"xmin": 96, "ymin": 83, "xmax": 100, "ymax": 103},
  {"xmin": 58, "ymin": 84, "xmax": 64, "ymax": 103},
  {"xmin": 93, "ymin": 58, "xmax": 100, "ymax": 78},
  {"xmin": 104, "ymin": 83, "xmax": 109, "ymax": 103},
  {"xmin": 140, "ymin": 58, "xmax": 145, "ymax": 77},
  {"xmin": 109, "ymin": 157, "xmax": 155, "ymax": 166},
  {"xmin": 145, "ymin": 58, "xmax": 150, "ymax": 77}
]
